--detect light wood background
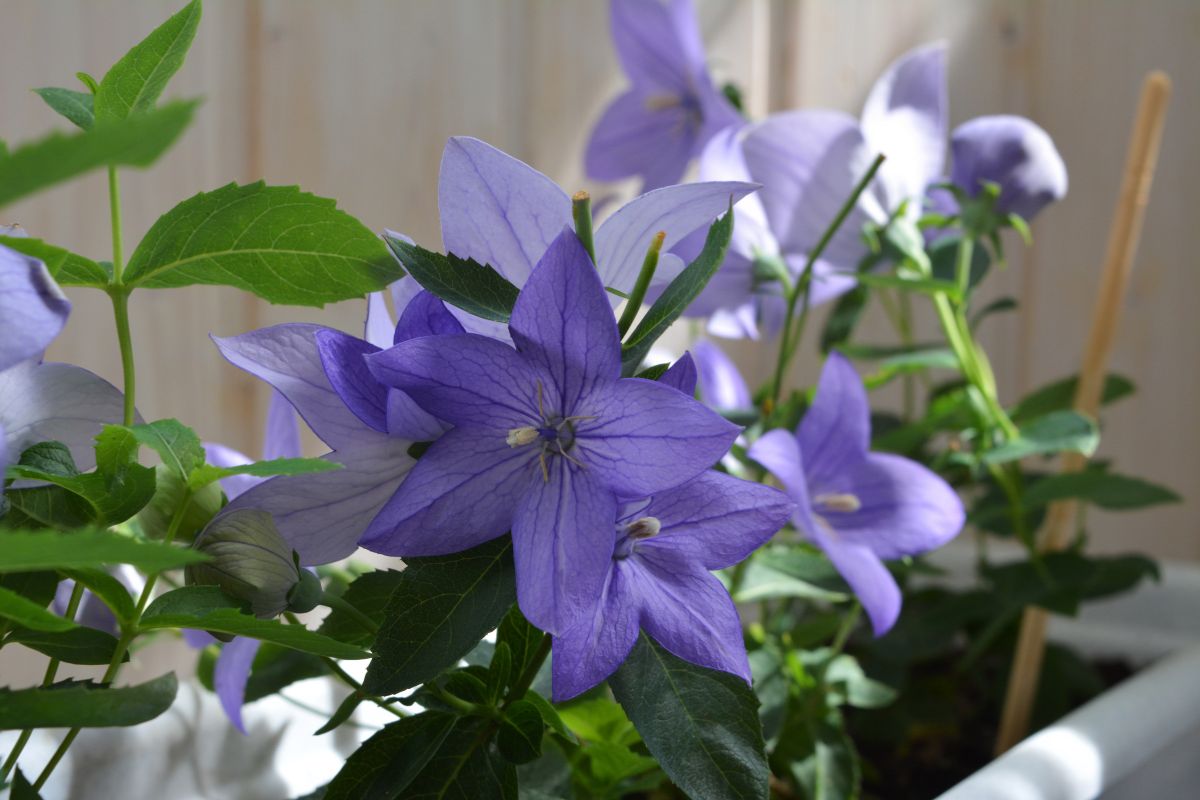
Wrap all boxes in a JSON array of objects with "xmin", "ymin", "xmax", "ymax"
[{"xmin": 2, "ymin": 1, "xmax": 1196, "ymax": 559}]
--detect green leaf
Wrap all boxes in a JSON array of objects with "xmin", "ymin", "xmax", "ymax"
[
  {"xmin": 0, "ymin": 485, "xmax": 95, "ymax": 530},
  {"xmin": 496, "ymin": 606, "xmax": 548, "ymax": 696},
  {"xmin": 0, "ymin": 529, "xmax": 207, "ymax": 573},
  {"xmin": 9, "ymin": 768, "xmax": 43, "ymax": 800},
  {"xmin": 0, "ymin": 585, "xmax": 76, "ymax": 631},
  {"xmin": 1011, "ymin": 373, "xmax": 1136, "ymax": 423},
  {"xmin": 7, "ymin": 429, "xmax": 157, "ymax": 527},
  {"xmin": 123, "ymin": 182, "xmax": 402, "ymax": 306},
  {"xmin": 971, "ymin": 296, "xmax": 1018, "ymax": 329},
  {"xmin": 242, "ymin": 643, "xmax": 327, "ymax": 703},
  {"xmin": 783, "ymin": 715, "xmax": 861, "ymax": 800},
  {"xmin": 323, "ymin": 711, "xmax": 457, "ymax": 799},
  {"xmin": 314, "ymin": 692, "xmax": 364, "ymax": 736},
  {"xmin": 1022, "ymin": 470, "xmax": 1180, "ymax": 511},
  {"xmin": 317, "ymin": 569, "xmax": 401, "ymax": 646},
  {"xmin": 188, "ymin": 456, "xmax": 340, "ymax": 491},
  {"xmin": 6, "ymin": 625, "xmax": 124, "ymax": 666},
  {"xmin": 61, "ymin": 568, "xmax": 136, "ymax": 625},
  {"xmin": 129, "ymin": 419, "xmax": 205, "ymax": 480},
  {"xmin": 136, "ymin": 465, "xmax": 223, "ymax": 543},
  {"xmin": 364, "ymin": 537, "xmax": 516, "ymax": 695},
  {"xmin": 851, "ymin": 271, "xmax": 961, "ymax": 298},
  {"xmin": 401, "ymin": 718, "xmax": 517, "ymax": 800},
  {"xmin": 819, "ymin": 284, "xmax": 868, "ymax": 354},
  {"xmin": 0, "ymin": 235, "xmax": 110, "ymax": 288},
  {"xmin": 33, "ymin": 87, "xmax": 95, "ymax": 130},
  {"xmin": 982, "ymin": 411, "xmax": 1099, "ymax": 464},
  {"xmin": 0, "ymin": 571, "xmax": 59, "ymax": 609},
  {"xmin": 610, "ymin": 633, "xmax": 769, "ymax": 800},
  {"xmin": 523, "ymin": 691, "xmax": 575, "ymax": 744},
  {"xmin": 498, "ymin": 698, "xmax": 545, "ymax": 764},
  {"xmin": 487, "ymin": 641, "xmax": 512, "ymax": 702},
  {"xmin": 139, "ymin": 587, "xmax": 369, "ymax": 659},
  {"xmin": 984, "ymin": 552, "xmax": 1160, "ymax": 616},
  {"xmin": 0, "ymin": 673, "xmax": 177, "ymax": 730},
  {"xmin": 732, "ymin": 548, "xmax": 848, "ymax": 604},
  {"xmin": 621, "ymin": 209, "xmax": 733, "ymax": 374},
  {"xmin": 94, "ymin": 0, "xmax": 202, "ymax": 122},
  {"xmin": 929, "ymin": 233, "xmax": 990, "ymax": 289},
  {"xmin": 0, "ymin": 100, "xmax": 198, "ymax": 210},
  {"xmin": 385, "ymin": 235, "xmax": 519, "ymax": 323}
]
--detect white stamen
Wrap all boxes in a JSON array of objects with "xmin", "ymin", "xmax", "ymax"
[
  {"xmin": 814, "ymin": 493, "xmax": 861, "ymax": 513},
  {"xmin": 506, "ymin": 426, "xmax": 539, "ymax": 447},
  {"xmin": 626, "ymin": 516, "xmax": 661, "ymax": 540}
]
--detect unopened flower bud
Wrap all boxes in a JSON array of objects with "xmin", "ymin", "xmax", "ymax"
[
  {"xmin": 186, "ymin": 509, "xmax": 306, "ymax": 619},
  {"xmin": 950, "ymin": 115, "xmax": 1068, "ymax": 222}
]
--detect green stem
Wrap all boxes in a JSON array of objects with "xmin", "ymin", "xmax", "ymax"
[
  {"xmin": 770, "ymin": 154, "xmax": 886, "ymax": 407},
  {"xmin": 616, "ymin": 231, "xmax": 665, "ymax": 339},
  {"xmin": 0, "ymin": 583, "xmax": 87, "ymax": 783},
  {"xmin": 504, "ymin": 633, "xmax": 551, "ymax": 706},
  {"xmin": 106, "ymin": 166, "xmax": 136, "ymax": 427},
  {"xmin": 107, "ymin": 166, "xmax": 124, "ymax": 282},
  {"xmin": 323, "ymin": 657, "xmax": 406, "ymax": 719},
  {"xmin": 319, "ymin": 591, "xmax": 379, "ymax": 636},
  {"xmin": 34, "ymin": 494, "xmax": 191, "ymax": 790},
  {"xmin": 829, "ymin": 602, "xmax": 861, "ymax": 658},
  {"xmin": 571, "ymin": 191, "xmax": 596, "ymax": 266}
]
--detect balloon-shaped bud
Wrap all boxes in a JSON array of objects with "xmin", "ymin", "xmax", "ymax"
[
  {"xmin": 949, "ymin": 115, "xmax": 1068, "ymax": 222},
  {"xmin": 186, "ymin": 509, "xmax": 305, "ymax": 619}
]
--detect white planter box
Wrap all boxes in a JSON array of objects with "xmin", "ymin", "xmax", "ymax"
[{"xmin": 934, "ymin": 547, "xmax": 1200, "ymax": 800}]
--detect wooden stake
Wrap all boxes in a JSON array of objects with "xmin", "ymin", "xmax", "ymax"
[{"xmin": 994, "ymin": 71, "xmax": 1172, "ymax": 756}]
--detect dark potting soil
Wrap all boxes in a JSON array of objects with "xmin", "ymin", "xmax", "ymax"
[{"xmin": 847, "ymin": 648, "xmax": 1134, "ymax": 799}]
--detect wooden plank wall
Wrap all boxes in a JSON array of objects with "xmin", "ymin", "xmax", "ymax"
[{"xmin": 1, "ymin": 0, "xmax": 1196, "ymax": 559}]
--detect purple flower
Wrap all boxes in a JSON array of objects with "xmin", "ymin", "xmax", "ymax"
[
  {"xmin": 437, "ymin": 136, "xmax": 755, "ymax": 340},
  {"xmin": 947, "ymin": 115, "xmax": 1068, "ymax": 221},
  {"xmin": 207, "ymin": 290, "xmax": 462, "ymax": 565},
  {"xmin": 585, "ymin": 0, "xmax": 742, "ymax": 192},
  {"xmin": 365, "ymin": 230, "xmax": 739, "ymax": 634},
  {"xmin": 692, "ymin": 339, "xmax": 752, "ymax": 413},
  {"xmin": 682, "ymin": 44, "xmax": 949, "ymax": 337},
  {"xmin": 748, "ymin": 353, "xmax": 964, "ymax": 635},
  {"xmin": 551, "ymin": 471, "xmax": 792, "ymax": 701},
  {"xmin": 0, "ymin": 243, "xmax": 126, "ymax": 482}
]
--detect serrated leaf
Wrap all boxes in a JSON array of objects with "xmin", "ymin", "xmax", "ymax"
[
  {"xmin": 61, "ymin": 568, "xmax": 136, "ymax": 625},
  {"xmin": 610, "ymin": 634, "xmax": 768, "ymax": 800},
  {"xmin": 402, "ymin": 718, "xmax": 517, "ymax": 800},
  {"xmin": 323, "ymin": 711, "xmax": 457, "ymax": 800},
  {"xmin": 364, "ymin": 537, "xmax": 516, "ymax": 695},
  {"xmin": 385, "ymin": 235, "xmax": 519, "ymax": 323},
  {"xmin": 9, "ymin": 768, "xmax": 43, "ymax": 800},
  {"xmin": 0, "ymin": 585, "xmax": 77, "ymax": 631},
  {"xmin": 129, "ymin": 419, "xmax": 205, "ymax": 480},
  {"xmin": 0, "ymin": 530, "xmax": 207, "ymax": 573},
  {"xmin": 983, "ymin": 411, "xmax": 1099, "ymax": 464},
  {"xmin": 123, "ymin": 182, "xmax": 401, "ymax": 306},
  {"xmin": 33, "ymin": 87, "xmax": 95, "ymax": 130},
  {"xmin": 188, "ymin": 456, "xmax": 340, "ymax": 491},
  {"xmin": 140, "ymin": 586, "xmax": 369, "ymax": 659},
  {"xmin": 0, "ymin": 100, "xmax": 198, "ymax": 209},
  {"xmin": 1022, "ymin": 470, "xmax": 1180, "ymax": 511},
  {"xmin": 317, "ymin": 569, "xmax": 402, "ymax": 646},
  {"xmin": 1011, "ymin": 373, "xmax": 1136, "ymax": 423},
  {"xmin": 94, "ymin": 0, "xmax": 202, "ymax": 122},
  {"xmin": 6, "ymin": 625, "xmax": 124, "ymax": 665},
  {"xmin": 0, "ymin": 235, "xmax": 109, "ymax": 288},
  {"xmin": 0, "ymin": 673, "xmax": 177, "ymax": 729},
  {"xmin": 498, "ymin": 699, "xmax": 545, "ymax": 764},
  {"xmin": 621, "ymin": 208, "xmax": 733, "ymax": 374}
]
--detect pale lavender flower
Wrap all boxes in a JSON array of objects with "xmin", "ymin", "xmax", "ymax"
[
  {"xmin": 946, "ymin": 114, "xmax": 1068, "ymax": 221},
  {"xmin": 585, "ymin": 0, "xmax": 743, "ymax": 191},
  {"xmin": 552, "ymin": 471, "xmax": 792, "ymax": 700},
  {"xmin": 682, "ymin": 44, "xmax": 948, "ymax": 337},
  {"xmin": 365, "ymin": 230, "xmax": 739, "ymax": 634},
  {"xmin": 748, "ymin": 353, "xmax": 964, "ymax": 635},
  {"xmin": 436, "ymin": 136, "xmax": 755, "ymax": 340},
  {"xmin": 0, "ymin": 240, "xmax": 70, "ymax": 373},
  {"xmin": 692, "ymin": 339, "xmax": 752, "ymax": 413}
]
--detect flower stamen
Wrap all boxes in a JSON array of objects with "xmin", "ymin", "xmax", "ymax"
[{"xmin": 814, "ymin": 492, "xmax": 862, "ymax": 513}]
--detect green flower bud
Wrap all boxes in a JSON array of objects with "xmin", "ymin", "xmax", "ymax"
[{"xmin": 186, "ymin": 509, "xmax": 303, "ymax": 619}]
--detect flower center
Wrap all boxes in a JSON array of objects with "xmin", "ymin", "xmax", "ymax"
[
  {"xmin": 813, "ymin": 492, "xmax": 862, "ymax": 513},
  {"xmin": 614, "ymin": 516, "xmax": 662, "ymax": 560},
  {"xmin": 506, "ymin": 381, "xmax": 594, "ymax": 481}
]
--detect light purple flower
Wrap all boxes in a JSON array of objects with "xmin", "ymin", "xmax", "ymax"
[
  {"xmin": 364, "ymin": 230, "xmax": 739, "ymax": 634},
  {"xmin": 682, "ymin": 44, "xmax": 948, "ymax": 337},
  {"xmin": 947, "ymin": 115, "xmax": 1068, "ymax": 221},
  {"xmin": 692, "ymin": 339, "xmax": 752, "ymax": 412},
  {"xmin": 436, "ymin": 136, "xmax": 756, "ymax": 340},
  {"xmin": 52, "ymin": 566, "xmax": 143, "ymax": 637},
  {"xmin": 585, "ymin": 0, "xmax": 743, "ymax": 191},
  {"xmin": 551, "ymin": 470, "xmax": 792, "ymax": 701},
  {"xmin": 0, "ymin": 244, "xmax": 126, "ymax": 479},
  {"xmin": 207, "ymin": 291, "xmax": 463, "ymax": 565},
  {"xmin": 748, "ymin": 353, "xmax": 964, "ymax": 635}
]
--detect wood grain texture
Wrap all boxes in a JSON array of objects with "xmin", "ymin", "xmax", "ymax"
[{"xmin": 1, "ymin": 0, "xmax": 1195, "ymax": 558}]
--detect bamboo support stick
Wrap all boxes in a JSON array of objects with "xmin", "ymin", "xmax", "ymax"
[{"xmin": 994, "ymin": 71, "xmax": 1172, "ymax": 756}]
